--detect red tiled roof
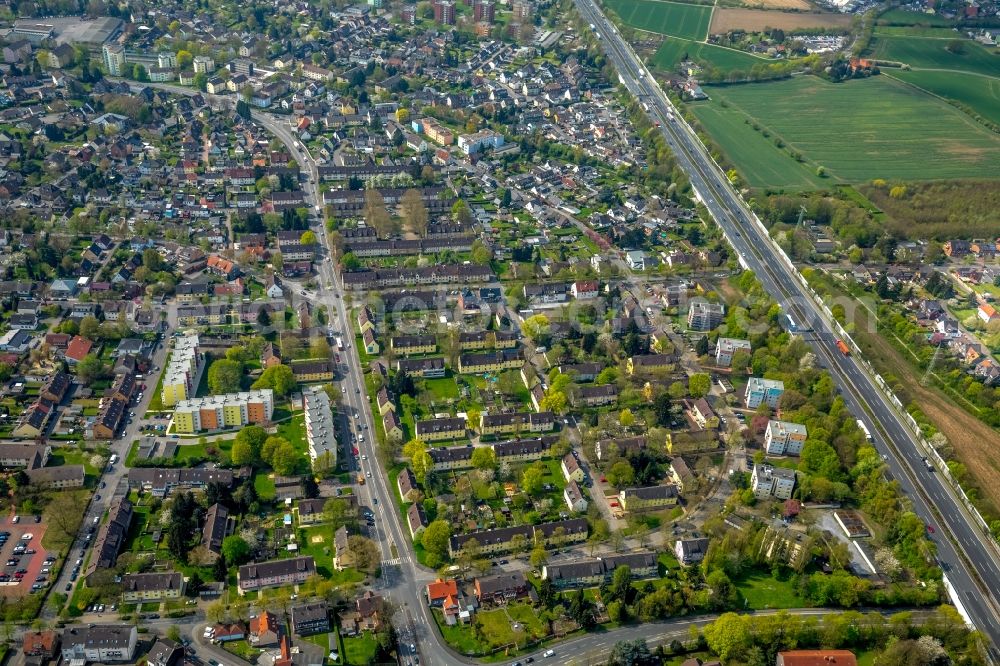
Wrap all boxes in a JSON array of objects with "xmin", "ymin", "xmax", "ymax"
[
  {"xmin": 65, "ymin": 335, "xmax": 93, "ymax": 361},
  {"xmin": 427, "ymin": 578, "xmax": 458, "ymax": 601}
]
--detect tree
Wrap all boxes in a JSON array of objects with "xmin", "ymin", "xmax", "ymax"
[
  {"xmin": 619, "ymin": 408, "xmax": 635, "ymax": 430},
  {"xmin": 222, "ymin": 536, "xmax": 251, "ymax": 566},
  {"xmin": 143, "ymin": 248, "xmax": 163, "ymax": 271},
  {"xmin": 695, "ymin": 335, "xmax": 710, "ymax": 356},
  {"xmin": 521, "ymin": 464, "xmax": 545, "ymax": 496},
  {"xmin": 231, "ymin": 440, "xmax": 254, "ymax": 466},
  {"xmin": 252, "ymin": 364, "xmax": 296, "ymax": 396},
  {"xmin": 688, "ymin": 373, "xmax": 711, "ymax": 399},
  {"xmin": 79, "ymin": 315, "xmax": 100, "ymax": 340},
  {"xmin": 76, "ymin": 354, "xmax": 106, "ymax": 383},
  {"xmin": 324, "ymin": 498, "xmax": 351, "ymax": 529},
  {"xmin": 522, "ymin": 314, "xmax": 550, "ymax": 342},
  {"xmin": 364, "ymin": 189, "xmax": 395, "ymax": 238},
  {"xmin": 300, "ymin": 230, "xmax": 317, "ymax": 245},
  {"xmin": 470, "ymin": 240, "xmax": 492, "ymax": 265},
  {"xmin": 348, "ymin": 535, "xmax": 380, "ymax": 573},
  {"xmin": 607, "ymin": 460, "xmax": 635, "ymax": 489},
  {"xmin": 421, "ymin": 520, "xmax": 452, "ymax": 564},
  {"xmin": 703, "ymin": 613, "xmax": 752, "ymax": 661},
  {"xmin": 608, "ymin": 639, "xmax": 654, "ymax": 666},
  {"xmin": 270, "ymin": 440, "xmax": 300, "ymax": 476},
  {"xmin": 234, "ymin": 425, "xmax": 268, "ymax": 463},
  {"xmin": 530, "ymin": 543, "xmax": 548, "ymax": 567},
  {"xmin": 471, "ymin": 447, "xmax": 497, "ymax": 471},
  {"xmin": 208, "ymin": 359, "xmax": 242, "ymax": 394},
  {"xmin": 400, "ymin": 189, "xmax": 429, "ymax": 237}
]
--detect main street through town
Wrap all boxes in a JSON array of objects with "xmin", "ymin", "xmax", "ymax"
[{"xmin": 573, "ymin": 0, "xmax": 1000, "ymax": 658}]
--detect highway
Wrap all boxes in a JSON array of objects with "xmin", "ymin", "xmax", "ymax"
[{"xmin": 574, "ymin": 0, "xmax": 1000, "ymax": 659}]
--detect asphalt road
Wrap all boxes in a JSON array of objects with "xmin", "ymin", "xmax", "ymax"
[{"xmin": 573, "ymin": 0, "xmax": 1000, "ymax": 658}]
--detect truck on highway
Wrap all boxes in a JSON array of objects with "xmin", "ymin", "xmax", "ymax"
[
  {"xmin": 595, "ymin": 31, "xmax": 601, "ymax": 39},
  {"xmin": 335, "ymin": 337, "xmax": 344, "ymax": 351},
  {"xmin": 856, "ymin": 419, "xmax": 872, "ymax": 441},
  {"xmin": 835, "ymin": 339, "xmax": 851, "ymax": 356},
  {"xmin": 357, "ymin": 473, "xmax": 366, "ymax": 485}
]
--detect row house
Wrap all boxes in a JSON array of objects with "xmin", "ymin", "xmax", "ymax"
[
  {"xmin": 237, "ymin": 556, "xmax": 317, "ymax": 594},
  {"xmin": 457, "ymin": 349, "xmax": 523, "ymax": 374},
  {"xmin": 341, "ymin": 264, "xmax": 493, "ymax": 290},
  {"xmin": 479, "ymin": 411, "xmax": 555, "ymax": 436},
  {"xmin": 415, "ymin": 416, "xmax": 466, "ymax": 442},
  {"xmin": 570, "ymin": 383, "xmax": 618, "ymax": 407},
  {"xmin": 448, "ymin": 517, "xmax": 588, "ymax": 557},
  {"xmin": 542, "ymin": 551, "xmax": 657, "ymax": 588},
  {"xmin": 121, "ymin": 572, "xmax": 186, "ymax": 602},
  {"xmin": 390, "ymin": 335, "xmax": 437, "ymax": 356},
  {"xmin": 619, "ymin": 485, "xmax": 679, "ymax": 512},
  {"xmin": 428, "ymin": 444, "xmax": 474, "ymax": 471},
  {"xmin": 459, "ymin": 329, "xmax": 519, "ymax": 350},
  {"xmin": 396, "ymin": 357, "xmax": 446, "ymax": 378},
  {"xmin": 128, "ymin": 468, "xmax": 235, "ymax": 497}
]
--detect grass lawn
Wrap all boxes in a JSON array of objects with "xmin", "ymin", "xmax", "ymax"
[
  {"xmin": 689, "ymin": 75, "xmax": 1000, "ymax": 187},
  {"xmin": 342, "ymin": 633, "xmax": 378, "ymax": 665},
  {"xmin": 276, "ymin": 413, "xmax": 311, "ymax": 474},
  {"xmin": 651, "ymin": 36, "xmax": 768, "ymax": 74},
  {"xmin": 424, "ymin": 376, "xmax": 460, "ymax": 401},
  {"xmin": 868, "ymin": 33, "xmax": 1000, "ymax": 78},
  {"xmin": 477, "ymin": 603, "xmax": 550, "ymax": 648},
  {"xmin": 890, "ymin": 69, "xmax": 1000, "ymax": 126},
  {"xmin": 254, "ymin": 471, "xmax": 276, "ymax": 499},
  {"xmin": 736, "ymin": 570, "xmax": 806, "ymax": 609},
  {"xmin": 222, "ymin": 639, "xmax": 262, "ymax": 662},
  {"xmin": 604, "ymin": 0, "xmax": 712, "ymax": 40},
  {"xmin": 876, "ymin": 9, "xmax": 956, "ymax": 26},
  {"xmin": 434, "ymin": 609, "xmax": 490, "ymax": 655}
]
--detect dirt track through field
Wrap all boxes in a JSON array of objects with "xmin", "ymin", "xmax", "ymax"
[
  {"xmin": 710, "ymin": 7, "xmax": 853, "ymax": 32},
  {"xmin": 735, "ymin": 0, "xmax": 813, "ymax": 9}
]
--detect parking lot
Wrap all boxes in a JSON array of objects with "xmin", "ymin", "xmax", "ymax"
[{"xmin": 0, "ymin": 515, "xmax": 53, "ymax": 597}]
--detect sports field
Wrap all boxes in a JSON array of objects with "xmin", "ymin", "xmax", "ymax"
[
  {"xmin": 689, "ymin": 76, "xmax": 1000, "ymax": 187},
  {"xmin": 891, "ymin": 69, "xmax": 1000, "ymax": 126},
  {"xmin": 651, "ymin": 35, "xmax": 766, "ymax": 72},
  {"xmin": 868, "ymin": 33, "xmax": 1000, "ymax": 77},
  {"xmin": 604, "ymin": 0, "xmax": 713, "ymax": 40}
]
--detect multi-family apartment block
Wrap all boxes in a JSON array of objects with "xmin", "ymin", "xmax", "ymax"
[{"xmin": 172, "ymin": 389, "xmax": 274, "ymax": 433}]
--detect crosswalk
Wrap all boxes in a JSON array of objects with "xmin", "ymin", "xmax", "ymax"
[{"xmin": 381, "ymin": 557, "xmax": 404, "ymax": 567}]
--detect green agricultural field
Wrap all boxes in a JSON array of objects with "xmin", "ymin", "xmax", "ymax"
[
  {"xmin": 876, "ymin": 9, "xmax": 956, "ymax": 26},
  {"xmin": 891, "ymin": 69, "xmax": 1000, "ymax": 125},
  {"xmin": 875, "ymin": 25, "xmax": 960, "ymax": 38},
  {"xmin": 868, "ymin": 33, "xmax": 1000, "ymax": 78},
  {"xmin": 651, "ymin": 36, "xmax": 766, "ymax": 73},
  {"xmin": 689, "ymin": 76, "xmax": 1000, "ymax": 187},
  {"xmin": 604, "ymin": 0, "xmax": 712, "ymax": 40}
]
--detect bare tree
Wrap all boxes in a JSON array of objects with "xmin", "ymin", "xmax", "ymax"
[{"xmin": 400, "ymin": 189, "xmax": 429, "ymax": 238}]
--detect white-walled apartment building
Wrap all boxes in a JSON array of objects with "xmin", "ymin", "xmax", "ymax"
[
  {"xmin": 161, "ymin": 335, "xmax": 202, "ymax": 407},
  {"xmin": 172, "ymin": 389, "xmax": 274, "ymax": 433},
  {"xmin": 764, "ymin": 420, "xmax": 808, "ymax": 456},
  {"xmin": 304, "ymin": 385, "xmax": 337, "ymax": 468},
  {"xmin": 751, "ymin": 463, "xmax": 796, "ymax": 500}
]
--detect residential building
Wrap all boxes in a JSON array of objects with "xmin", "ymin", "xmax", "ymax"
[
  {"xmin": 596, "ymin": 436, "xmax": 646, "ymax": 462},
  {"xmin": 248, "ymin": 611, "xmax": 282, "ymax": 648},
  {"xmin": 619, "ymin": 485, "xmax": 679, "ymax": 512},
  {"xmin": 764, "ymin": 420, "xmax": 808, "ymax": 456},
  {"xmin": 558, "ymin": 362, "xmax": 603, "ymax": 382},
  {"xmin": 121, "ymin": 572, "xmax": 186, "ymax": 602},
  {"xmin": 237, "ymin": 556, "xmax": 316, "ymax": 594},
  {"xmin": 474, "ymin": 571, "xmax": 531, "ymax": 605},
  {"xmin": 146, "ymin": 639, "xmax": 183, "ymax": 666},
  {"xmin": 172, "ymin": 389, "xmax": 274, "ymax": 433},
  {"xmin": 23, "ymin": 630, "xmax": 60, "ymax": 660},
  {"xmin": 383, "ymin": 411, "xmax": 404, "ymax": 440},
  {"xmin": 427, "ymin": 444, "xmax": 474, "ymax": 471},
  {"xmin": 561, "ymin": 453, "xmax": 585, "ymax": 483},
  {"xmin": 426, "ymin": 578, "xmax": 459, "ymax": 606},
  {"xmin": 479, "ymin": 411, "xmax": 554, "ymax": 436},
  {"xmin": 415, "ymin": 417, "xmax": 466, "ymax": 442},
  {"xmin": 390, "ymin": 335, "xmax": 437, "ymax": 355},
  {"xmin": 542, "ymin": 551, "xmax": 657, "ymax": 588},
  {"xmin": 564, "ymin": 480, "xmax": 588, "ymax": 512},
  {"xmin": 449, "ymin": 518, "xmax": 588, "ymax": 557},
  {"xmin": 297, "ymin": 498, "xmax": 328, "ymax": 525},
  {"xmin": 395, "ymin": 357, "xmax": 446, "ymax": 378},
  {"xmin": 26, "ymin": 465, "xmax": 85, "ymax": 489},
  {"xmin": 458, "ymin": 349, "xmax": 523, "ymax": 374},
  {"xmin": 407, "ymin": 502, "xmax": 428, "ymax": 538},
  {"xmin": 202, "ymin": 503, "xmax": 231, "ymax": 558},
  {"xmin": 687, "ymin": 300, "xmax": 725, "ymax": 331},
  {"xmin": 291, "ymin": 601, "xmax": 330, "ymax": 636},
  {"xmin": 669, "ymin": 457, "xmax": 695, "ymax": 492},
  {"xmin": 102, "ymin": 44, "xmax": 127, "ymax": 76},
  {"xmin": 626, "ymin": 354, "xmax": 672, "ymax": 375},
  {"xmin": 334, "ymin": 526, "xmax": 353, "ymax": 570},
  {"xmin": 0, "ymin": 443, "xmax": 49, "ymax": 468},
  {"xmin": 192, "ymin": 55, "xmax": 215, "ymax": 73},
  {"xmin": 675, "ymin": 537, "xmax": 710, "ymax": 565},
  {"xmin": 571, "ymin": 383, "xmax": 619, "ymax": 407},
  {"xmin": 128, "ymin": 468, "xmax": 235, "ymax": 497},
  {"xmin": 291, "ymin": 359, "xmax": 335, "ymax": 382},
  {"xmin": 745, "ymin": 377, "xmax": 785, "ymax": 409},
  {"xmin": 492, "ymin": 437, "xmax": 552, "ymax": 462},
  {"xmin": 398, "ymin": 467, "xmax": 420, "ymax": 501},
  {"xmin": 161, "ymin": 335, "xmax": 201, "ymax": 407},
  {"xmin": 85, "ymin": 498, "xmax": 132, "ymax": 579},
  {"xmin": 61, "ymin": 625, "xmax": 137, "ymax": 664},
  {"xmin": 715, "ymin": 338, "xmax": 751, "ymax": 367},
  {"xmin": 751, "ymin": 463, "xmax": 796, "ymax": 500},
  {"xmin": 304, "ymin": 386, "xmax": 337, "ymax": 469}
]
